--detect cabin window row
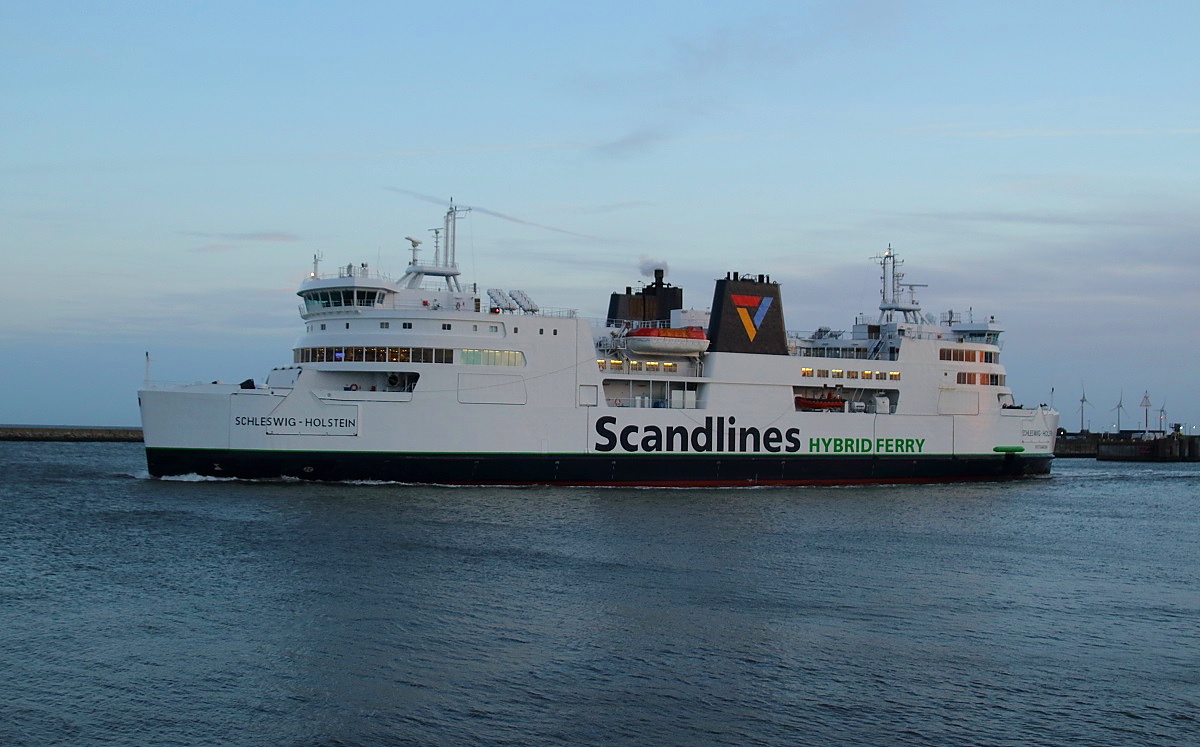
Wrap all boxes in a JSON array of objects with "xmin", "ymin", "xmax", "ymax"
[
  {"xmin": 597, "ymin": 360, "xmax": 679, "ymax": 373},
  {"xmin": 293, "ymin": 346, "xmax": 526, "ymax": 366},
  {"xmin": 793, "ymin": 347, "xmax": 896, "ymax": 361},
  {"xmin": 956, "ymin": 372, "xmax": 1006, "ymax": 385},
  {"xmin": 801, "ymin": 368, "xmax": 900, "ymax": 381},
  {"xmin": 294, "ymin": 347, "xmax": 453, "ymax": 364},
  {"xmin": 939, "ymin": 348, "xmax": 999, "ymax": 363},
  {"xmin": 301, "ymin": 290, "xmax": 386, "ymax": 309},
  {"xmin": 459, "ymin": 349, "xmax": 526, "ymax": 367}
]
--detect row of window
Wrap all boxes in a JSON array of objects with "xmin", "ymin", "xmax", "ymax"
[
  {"xmin": 793, "ymin": 347, "xmax": 894, "ymax": 360},
  {"xmin": 802, "ymin": 368, "xmax": 901, "ymax": 381},
  {"xmin": 597, "ymin": 360, "xmax": 680, "ymax": 373},
  {"xmin": 940, "ymin": 348, "xmax": 999, "ymax": 363},
  {"xmin": 293, "ymin": 346, "xmax": 526, "ymax": 366},
  {"xmin": 956, "ymin": 372, "xmax": 1006, "ymax": 386},
  {"xmin": 294, "ymin": 347, "xmax": 453, "ymax": 364},
  {"xmin": 460, "ymin": 349, "xmax": 526, "ymax": 366},
  {"xmin": 301, "ymin": 290, "xmax": 386, "ymax": 309}
]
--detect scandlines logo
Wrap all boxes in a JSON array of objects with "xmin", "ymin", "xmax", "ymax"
[{"xmin": 730, "ymin": 294, "xmax": 772, "ymax": 341}]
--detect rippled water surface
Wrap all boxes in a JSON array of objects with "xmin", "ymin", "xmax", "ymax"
[{"xmin": 2, "ymin": 442, "xmax": 1197, "ymax": 746}]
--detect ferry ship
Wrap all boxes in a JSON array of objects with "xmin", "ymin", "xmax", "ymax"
[{"xmin": 139, "ymin": 205, "xmax": 1058, "ymax": 485}]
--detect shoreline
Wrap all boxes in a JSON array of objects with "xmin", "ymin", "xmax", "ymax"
[{"xmin": 0, "ymin": 426, "xmax": 144, "ymax": 442}]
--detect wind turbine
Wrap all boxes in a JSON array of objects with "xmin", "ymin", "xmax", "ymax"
[
  {"xmin": 1158, "ymin": 400, "xmax": 1168, "ymax": 434},
  {"xmin": 1078, "ymin": 383, "xmax": 1094, "ymax": 432},
  {"xmin": 1112, "ymin": 390, "xmax": 1130, "ymax": 434}
]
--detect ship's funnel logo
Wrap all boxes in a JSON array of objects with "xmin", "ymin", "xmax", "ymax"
[{"xmin": 730, "ymin": 294, "xmax": 772, "ymax": 341}]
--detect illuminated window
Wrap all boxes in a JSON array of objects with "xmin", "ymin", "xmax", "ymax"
[
  {"xmin": 831, "ymin": 369, "xmax": 844, "ymax": 378},
  {"xmin": 460, "ymin": 349, "xmax": 525, "ymax": 367},
  {"xmin": 888, "ymin": 372, "xmax": 901, "ymax": 381},
  {"xmin": 597, "ymin": 360, "xmax": 606, "ymax": 370},
  {"xmin": 801, "ymin": 368, "xmax": 814, "ymax": 377}
]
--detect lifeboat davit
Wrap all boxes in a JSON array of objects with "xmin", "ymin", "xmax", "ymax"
[{"xmin": 624, "ymin": 326, "xmax": 710, "ymax": 356}]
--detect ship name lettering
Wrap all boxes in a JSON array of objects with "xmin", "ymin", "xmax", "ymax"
[
  {"xmin": 806, "ymin": 437, "xmax": 926, "ymax": 454},
  {"xmin": 593, "ymin": 416, "xmax": 802, "ymax": 454},
  {"xmin": 233, "ymin": 415, "xmax": 356, "ymax": 429}
]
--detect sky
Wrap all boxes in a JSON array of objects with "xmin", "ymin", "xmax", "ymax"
[{"xmin": 3, "ymin": 0, "xmax": 1198, "ymax": 431}]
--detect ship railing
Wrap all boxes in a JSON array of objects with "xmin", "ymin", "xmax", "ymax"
[
  {"xmin": 595, "ymin": 359, "xmax": 685, "ymax": 374},
  {"xmin": 306, "ymin": 265, "xmax": 394, "ymax": 282},
  {"xmin": 300, "ymin": 300, "xmax": 577, "ymax": 317},
  {"xmin": 785, "ymin": 343, "xmax": 896, "ymax": 361},
  {"xmin": 607, "ymin": 318, "xmax": 672, "ymax": 329}
]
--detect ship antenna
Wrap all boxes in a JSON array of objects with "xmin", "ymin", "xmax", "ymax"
[
  {"xmin": 404, "ymin": 236, "xmax": 422, "ymax": 266},
  {"xmin": 428, "ymin": 227, "xmax": 442, "ymax": 265}
]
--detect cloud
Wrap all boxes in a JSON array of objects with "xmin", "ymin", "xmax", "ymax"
[
  {"xmin": 575, "ymin": 200, "xmax": 656, "ymax": 214},
  {"xmin": 903, "ymin": 207, "xmax": 1197, "ymax": 230},
  {"xmin": 183, "ymin": 231, "xmax": 301, "ymax": 252},
  {"xmin": 910, "ymin": 124, "xmax": 1200, "ymax": 139},
  {"xmin": 590, "ymin": 127, "xmax": 673, "ymax": 158},
  {"xmin": 184, "ymin": 231, "xmax": 301, "ymax": 242}
]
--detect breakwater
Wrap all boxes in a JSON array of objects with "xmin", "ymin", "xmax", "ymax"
[
  {"xmin": 1097, "ymin": 434, "xmax": 1200, "ymax": 462},
  {"xmin": 1055, "ymin": 430, "xmax": 1200, "ymax": 461},
  {"xmin": 0, "ymin": 426, "xmax": 143, "ymax": 442}
]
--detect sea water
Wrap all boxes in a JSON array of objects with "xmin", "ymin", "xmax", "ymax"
[{"xmin": 2, "ymin": 441, "xmax": 1197, "ymax": 746}]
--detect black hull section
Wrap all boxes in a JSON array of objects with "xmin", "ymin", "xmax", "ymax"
[{"xmin": 145, "ymin": 448, "xmax": 1053, "ymax": 486}]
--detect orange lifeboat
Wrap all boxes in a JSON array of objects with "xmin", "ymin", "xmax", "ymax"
[
  {"xmin": 795, "ymin": 395, "xmax": 846, "ymax": 411},
  {"xmin": 624, "ymin": 326, "xmax": 710, "ymax": 356}
]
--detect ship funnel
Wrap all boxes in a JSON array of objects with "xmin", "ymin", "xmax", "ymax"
[{"xmin": 707, "ymin": 273, "xmax": 787, "ymax": 355}]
